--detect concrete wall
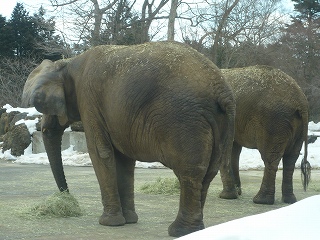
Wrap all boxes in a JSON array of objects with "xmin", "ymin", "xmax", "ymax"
[{"xmin": 32, "ymin": 131, "xmax": 88, "ymax": 154}]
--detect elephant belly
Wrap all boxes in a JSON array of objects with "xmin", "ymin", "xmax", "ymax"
[
  {"xmin": 235, "ymin": 138, "xmax": 258, "ymax": 150},
  {"xmin": 109, "ymin": 117, "xmax": 214, "ymax": 170},
  {"xmin": 234, "ymin": 122, "xmax": 259, "ymax": 150}
]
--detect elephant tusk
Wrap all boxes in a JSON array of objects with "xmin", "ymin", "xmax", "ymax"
[{"xmin": 42, "ymin": 128, "xmax": 47, "ymax": 133}]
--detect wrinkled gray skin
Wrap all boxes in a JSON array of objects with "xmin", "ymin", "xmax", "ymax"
[
  {"xmin": 219, "ymin": 65, "xmax": 309, "ymax": 205},
  {"xmin": 21, "ymin": 42, "xmax": 235, "ymax": 237}
]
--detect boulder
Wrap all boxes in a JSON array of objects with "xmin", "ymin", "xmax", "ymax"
[
  {"xmin": 10, "ymin": 112, "xmax": 28, "ymax": 128},
  {"xmin": 2, "ymin": 123, "xmax": 31, "ymax": 156}
]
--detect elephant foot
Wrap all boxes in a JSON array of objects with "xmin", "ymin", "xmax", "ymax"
[
  {"xmin": 99, "ymin": 212, "xmax": 126, "ymax": 226},
  {"xmin": 123, "ymin": 209, "xmax": 138, "ymax": 224},
  {"xmin": 219, "ymin": 188, "xmax": 238, "ymax": 199},
  {"xmin": 168, "ymin": 219, "xmax": 204, "ymax": 237},
  {"xmin": 282, "ymin": 194, "xmax": 297, "ymax": 204},
  {"xmin": 253, "ymin": 191, "xmax": 274, "ymax": 205}
]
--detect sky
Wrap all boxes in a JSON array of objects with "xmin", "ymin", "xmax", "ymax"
[
  {"xmin": 1, "ymin": 0, "xmax": 295, "ymax": 19},
  {"xmin": 0, "ymin": 0, "xmax": 51, "ymax": 18}
]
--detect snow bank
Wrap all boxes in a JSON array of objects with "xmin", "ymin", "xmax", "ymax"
[{"xmin": 179, "ymin": 194, "xmax": 320, "ymax": 240}]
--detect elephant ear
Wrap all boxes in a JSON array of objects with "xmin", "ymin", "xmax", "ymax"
[{"xmin": 22, "ymin": 59, "xmax": 68, "ymax": 126}]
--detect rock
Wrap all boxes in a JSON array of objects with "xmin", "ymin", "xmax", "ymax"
[
  {"xmin": 2, "ymin": 123, "xmax": 31, "ymax": 156},
  {"xmin": 71, "ymin": 121, "xmax": 84, "ymax": 132},
  {"xmin": 10, "ymin": 112, "xmax": 28, "ymax": 128},
  {"xmin": 0, "ymin": 108, "xmax": 6, "ymax": 117},
  {"xmin": 308, "ymin": 135, "xmax": 318, "ymax": 144},
  {"xmin": 0, "ymin": 111, "xmax": 20, "ymax": 135}
]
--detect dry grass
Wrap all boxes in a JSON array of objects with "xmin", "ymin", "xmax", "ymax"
[{"xmin": 140, "ymin": 177, "xmax": 180, "ymax": 195}]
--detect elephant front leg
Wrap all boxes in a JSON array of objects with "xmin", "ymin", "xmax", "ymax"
[
  {"xmin": 86, "ymin": 135, "xmax": 126, "ymax": 226},
  {"xmin": 115, "ymin": 149, "xmax": 138, "ymax": 224},
  {"xmin": 94, "ymin": 159, "xmax": 126, "ymax": 226}
]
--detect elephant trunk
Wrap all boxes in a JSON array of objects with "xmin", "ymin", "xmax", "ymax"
[{"xmin": 42, "ymin": 115, "xmax": 69, "ymax": 192}]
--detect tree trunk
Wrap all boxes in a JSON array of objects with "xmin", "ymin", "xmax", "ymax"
[
  {"xmin": 212, "ymin": 0, "xmax": 239, "ymax": 65},
  {"xmin": 91, "ymin": 0, "xmax": 104, "ymax": 46},
  {"xmin": 167, "ymin": 0, "xmax": 179, "ymax": 41}
]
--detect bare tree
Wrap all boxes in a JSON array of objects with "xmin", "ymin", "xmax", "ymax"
[
  {"xmin": 210, "ymin": 0, "xmax": 239, "ymax": 65},
  {"xmin": 49, "ymin": 0, "xmax": 174, "ymax": 45},
  {"xmin": 180, "ymin": 0, "xmax": 283, "ymax": 68},
  {"xmin": 139, "ymin": 0, "xmax": 170, "ymax": 42},
  {"xmin": 0, "ymin": 57, "xmax": 39, "ymax": 107},
  {"xmin": 50, "ymin": 0, "xmax": 118, "ymax": 46}
]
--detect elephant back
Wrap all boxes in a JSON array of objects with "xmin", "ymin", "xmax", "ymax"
[{"xmin": 222, "ymin": 65, "xmax": 307, "ymax": 110}]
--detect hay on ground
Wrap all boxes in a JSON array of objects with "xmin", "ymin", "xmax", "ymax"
[
  {"xmin": 25, "ymin": 191, "xmax": 83, "ymax": 218},
  {"xmin": 140, "ymin": 177, "xmax": 180, "ymax": 195}
]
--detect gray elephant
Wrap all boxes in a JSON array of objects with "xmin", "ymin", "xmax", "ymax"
[
  {"xmin": 21, "ymin": 41, "xmax": 236, "ymax": 237},
  {"xmin": 219, "ymin": 65, "xmax": 310, "ymax": 205}
]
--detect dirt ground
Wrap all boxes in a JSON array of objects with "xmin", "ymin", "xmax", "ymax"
[{"xmin": 0, "ymin": 160, "xmax": 319, "ymax": 240}]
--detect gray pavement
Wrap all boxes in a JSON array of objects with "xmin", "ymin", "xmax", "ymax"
[{"xmin": 1, "ymin": 160, "xmax": 319, "ymax": 240}]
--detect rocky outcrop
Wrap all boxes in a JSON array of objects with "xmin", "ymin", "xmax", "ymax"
[
  {"xmin": 0, "ymin": 107, "xmax": 39, "ymax": 156},
  {"xmin": 0, "ymin": 107, "xmax": 85, "ymax": 157}
]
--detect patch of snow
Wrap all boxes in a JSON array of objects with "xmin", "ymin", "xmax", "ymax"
[
  {"xmin": 3, "ymin": 104, "xmax": 41, "ymax": 116},
  {"xmin": 308, "ymin": 121, "xmax": 320, "ymax": 131}
]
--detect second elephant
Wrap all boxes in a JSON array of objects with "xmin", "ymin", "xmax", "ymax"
[{"xmin": 219, "ymin": 65, "xmax": 310, "ymax": 205}]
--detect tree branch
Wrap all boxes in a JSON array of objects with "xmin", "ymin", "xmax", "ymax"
[{"xmin": 50, "ymin": 0, "xmax": 80, "ymax": 7}]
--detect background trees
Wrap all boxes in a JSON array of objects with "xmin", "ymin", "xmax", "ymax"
[
  {"xmin": 267, "ymin": 0, "xmax": 320, "ymax": 120},
  {"xmin": 0, "ymin": 3, "xmax": 65, "ymax": 107},
  {"xmin": 280, "ymin": 0, "xmax": 320, "ymax": 86}
]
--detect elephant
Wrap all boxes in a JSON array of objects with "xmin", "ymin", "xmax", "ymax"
[
  {"xmin": 218, "ymin": 65, "xmax": 310, "ymax": 205},
  {"xmin": 21, "ymin": 41, "xmax": 236, "ymax": 237}
]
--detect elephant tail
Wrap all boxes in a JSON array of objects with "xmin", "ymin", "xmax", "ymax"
[
  {"xmin": 215, "ymin": 91, "xmax": 236, "ymax": 194},
  {"xmin": 300, "ymin": 110, "xmax": 311, "ymax": 191}
]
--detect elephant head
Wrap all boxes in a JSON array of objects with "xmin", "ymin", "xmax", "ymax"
[
  {"xmin": 22, "ymin": 60, "xmax": 69, "ymax": 126},
  {"xmin": 22, "ymin": 59, "xmax": 80, "ymax": 192}
]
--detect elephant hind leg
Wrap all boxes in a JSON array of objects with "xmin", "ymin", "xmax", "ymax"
[
  {"xmin": 168, "ymin": 176, "xmax": 204, "ymax": 237},
  {"xmin": 253, "ymin": 151, "xmax": 282, "ymax": 205},
  {"xmin": 168, "ymin": 165, "xmax": 208, "ymax": 237},
  {"xmin": 281, "ymin": 152, "xmax": 300, "ymax": 204}
]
